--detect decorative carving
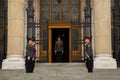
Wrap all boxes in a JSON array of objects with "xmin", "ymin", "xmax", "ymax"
[
  {"xmin": 83, "ymin": 0, "xmax": 92, "ymax": 39},
  {"xmin": 26, "ymin": 0, "xmax": 34, "ymax": 18},
  {"xmin": 26, "ymin": 0, "xmax": 35, "ymax": 39}
]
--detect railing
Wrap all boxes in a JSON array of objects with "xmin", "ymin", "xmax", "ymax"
[
  {"xmin": 0, "ymin": 0, "xmax": 7, "ymax": 69},
  {"xmin": 112, "ymin": 0, "xmax": 120, "ymax": 67}
]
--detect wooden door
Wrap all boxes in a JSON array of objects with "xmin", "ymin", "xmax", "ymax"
[{"xmin": 71, "ymin": 24, "xmax": 82, "ymax": 62}]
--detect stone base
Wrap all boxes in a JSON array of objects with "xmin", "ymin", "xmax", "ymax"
[
  {"xmin": 94, "ymin": 54, "xmax": 117, "ymax": 69},
  {"xmin": 2, "ymin": 55, "xmax": 25, "ymax": 69}
]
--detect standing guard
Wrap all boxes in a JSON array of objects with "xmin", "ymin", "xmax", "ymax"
[
  {"xmin": 54, "ymin": 36, "xmax": 64, "ymax": 62},
  {"xmin": 84, "ymin": 37, "xmax": 93, "ymax": 73},
  {"xmin": 25, "ymin": 38, "xmax": 36, "ymax": 73}
]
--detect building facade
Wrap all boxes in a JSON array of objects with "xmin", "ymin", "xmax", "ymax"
[{"xmin": 0, "ymin": 0, "xmax": 120, "ymax": 69}]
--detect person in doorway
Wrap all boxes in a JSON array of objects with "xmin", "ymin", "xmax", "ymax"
[
  {"xmin": 84, "ymin": 37, "xmax": 93, "ymax": 73},
  {"xmin": 54, "ymin": 36, "xmax": 64, "ymax": 62},
  {"xmin": 25, "ymin": 38, "xmax": 36, "ymax": 73}
]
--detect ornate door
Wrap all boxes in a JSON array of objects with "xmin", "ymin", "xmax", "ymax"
[
  {"xmin": 27, "ymin": 0, "xmax": 93, "ymax": 62},
  {"xmin": 71, "ymin": 22, "xmax": 82, "ymax": 62},
  {"xmin": 39, "ymin": 20, "xmax": 48, "ymax": 62}
]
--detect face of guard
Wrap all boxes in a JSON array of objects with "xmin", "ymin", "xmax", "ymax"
[
  {"xmin": 57, "ymin": 38, "xmax": 61, "ymax": 42},
  {"xmin": 85, "ymin": 38, "xmax": 90, "ymax": 44},
  {"xmin": 28, "ymin": 40, "xmax": 32, "ymax": 45}
]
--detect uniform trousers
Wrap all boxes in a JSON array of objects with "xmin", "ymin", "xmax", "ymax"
[
  {"xmin": 86, "ymin": 56, "xmax": 93, "ymax": 72},
  {"xmin": 56, "ymin": 51, "xmax": 63, "ymax": 62},
  {"xmin": 25, "ymin": 56, "xmax": 35, "ymax": 73}
]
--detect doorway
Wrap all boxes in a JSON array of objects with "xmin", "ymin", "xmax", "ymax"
[{"xmin": 52, "ymin": 28, "xmax": 69, "ymax": 62}]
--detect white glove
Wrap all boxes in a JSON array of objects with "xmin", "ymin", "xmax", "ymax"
[
  {"xmin": 55, "ymin": 50, "xmax": 56, "ymax": 53},
  {"xmin": 55, "ymin": 50, "xmax": 56, "ymax": 55},
  {"xmin": 27, "ymin": 56, "xmax": 30, "ymax": 60},
  {"xmin": 32, "ymin": 57, "xmax": 34, "ymax": 61},
  {"xmin": 62, "ymin": 51, "xmax": 63, "ymax": 54}
]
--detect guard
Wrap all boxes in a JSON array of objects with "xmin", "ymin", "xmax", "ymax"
[
  {"xmin": 84, "ymin": 37, "xmax": 93, "ymax": 73},
  {"xmin": 25, "ymin": 39, "xmax": 36, "ymax": 73},
  {"xmin": 54, "ymin": 36, "xmax": 64, "ymax": 62}
]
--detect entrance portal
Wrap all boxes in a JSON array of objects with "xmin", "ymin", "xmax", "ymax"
[{"xmin": 52, "ymin": 28, "xmax": 69, "ymax": 62}]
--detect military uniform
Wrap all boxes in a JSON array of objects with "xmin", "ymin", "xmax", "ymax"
[
  {"xmin": 31, "ymin": 45, "xmax": 36, "ymax": 72},
  {"xmin": 54, "ymin": 41, "xmax": 64, "ymax": 62},
  {"xmin": 25, "ymin": 44, "xmax": 36, "ymax": 73},
  {"xmin": 85, "ymin": 43, "xmax": 93, "ymax": 72}
]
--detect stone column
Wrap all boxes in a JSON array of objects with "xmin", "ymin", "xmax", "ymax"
[
  {"xmin": 93, "ymin": 0, "xmax": 117, "ymax": 69},
  {"xmin": 2, "ymin": 0, "xmax": 25, "ymax": 69}
]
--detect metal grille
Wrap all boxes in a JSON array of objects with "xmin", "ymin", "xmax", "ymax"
[
  {"xmin": 83, "ymin": 0, "xmax": 92, "ymax": 39},
  {"xmin": 26, "ymin": 0, "xmax": 48, "ymax": 62},
  {"xmin": 26, "ymin": 0, "xmax": 35, "ymax": 39},
  {"xmin": 71, "ymin": 0, "xmax": 92, "ymax": 62},
  {"xmin": 0, "ymin": 0, "xmax": 7, "ymax": 69},
  {"xmin": 112, "ymin": 0, "xmax": 120, "ymax": 67}
]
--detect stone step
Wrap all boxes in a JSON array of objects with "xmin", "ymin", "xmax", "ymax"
[{"xmin": 0, "ymin": 63, "xmax": 120, "ymax": 80}]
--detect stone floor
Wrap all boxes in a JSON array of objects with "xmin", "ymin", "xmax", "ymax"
[{"xmin": 0, "ymin": 63, "xmax": 120, "ymax": 80}]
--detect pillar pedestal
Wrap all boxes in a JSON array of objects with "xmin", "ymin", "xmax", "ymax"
[
  {"xmin": 2, "ymin": 55, "xmax": 24, "ymax": 69},
  {"xmin": 2, "ymin": 0, "xmax": 25, "ymax": 69},
  {"xmin": 94, "ymin": 54, "xmax": 117, "ymax": 69},
  {"xmin": 93, "ymin": 0, "xmax": 117, "ymax": 69}
]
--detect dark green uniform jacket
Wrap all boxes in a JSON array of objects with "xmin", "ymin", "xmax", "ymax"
[
  {"xmin": 26, "ymin": 44, "xmax": 32, "ymax": 56},
  {"xmin": 85, "ymin": 43, "xmax": 93, "ymax": 56},
  {"xmin": 55, "ymin": 41, "xmax": 63, "ymax": 52}
]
